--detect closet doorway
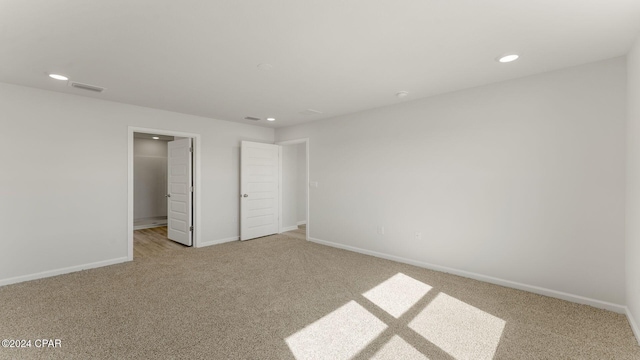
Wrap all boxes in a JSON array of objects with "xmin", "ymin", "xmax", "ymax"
[
  {"xmin": 133, "ymin": 133, "xmax": 172, "ymax": 231},
  {"xmin": 127, "ymin": 127, "xmax": 202, "ymax": 260}
]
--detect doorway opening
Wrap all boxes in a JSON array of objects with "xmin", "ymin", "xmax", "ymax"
[
  {"xmin": 133, "ymin": 132, "xmax": 172, "ymax": 231},
  {"xmin": 127, "ymin": 127, "xmax": 202, "ymax": 261},
  {"xmin": 278, "ymin": 139, "xmax": 309, "ymax": 241}
]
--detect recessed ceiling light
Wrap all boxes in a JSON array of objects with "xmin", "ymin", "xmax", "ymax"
[
  {"xmin": 152, "ymin": 136, "xmax": 160, "ymax": 140},
  {"xmin": 48, "ymin": 74, "xmax": 69, "ymax": 81},
  {"xmin": 266, "ymin": 117, "xmax": 276, "ymax": 122},
  {"xmin": 396, "ymin": 91, "xmax": 409, "ymax": 98},
  {"xmin": 257, "ymin": 63, "xmax": 274, "ymax": 71},
  {"xmin": 497, "ymin": 54, "xmax": 519, "ymax": 63}
]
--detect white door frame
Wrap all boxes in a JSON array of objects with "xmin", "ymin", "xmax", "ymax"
[
  {"xmin": 276, "ymin": 138, "xmax": 310, "ymax": 241},
  {"xmin": 128, "ymin": 126, "xmax": 202, "ymax": 260}
]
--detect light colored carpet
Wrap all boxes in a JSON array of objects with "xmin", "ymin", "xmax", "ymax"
[{"xmin": 0, "ymin": 227, "xmax": 638, "ymax": 359}]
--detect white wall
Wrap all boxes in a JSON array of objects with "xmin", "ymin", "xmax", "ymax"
[
  {"xmin": 0, "ymin": 82, "xmax": 273, "ymax": 284},
  {"xmin": 134, "ymin": 137, "xmax": 169, "ymax": 220},
  {"xmin": 276, "ymin": 57, "xmax": 627, "ymax": 307},
  {"xmin": 281, "ymin": 145, "xmax": 299, "ymax": 230},
  {"xmin": 297, "ymin": 143, "xmax": 307, "ymax": 224},
  {"xmin": 626, "ymin": 34, "xmax": 640, "ymax": 341}
]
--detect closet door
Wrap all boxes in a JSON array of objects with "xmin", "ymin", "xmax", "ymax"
[{"xmin": 167, "ymin": 138, "xmax": 192, "ymax": 246}]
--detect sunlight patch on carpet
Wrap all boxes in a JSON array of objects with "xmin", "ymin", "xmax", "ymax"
[
  {"xmin": 408, "ymin": 293, "xmax": 505, "ymax": 360},
  {"xmin": 371, "ymin": 335, "xmax": 429, "ymax": 360},
  {"xmin": 362, "ymin": 273, "xmax": 432, "ymax": 318},
  {"xmin": 285, "ymin": 300, "xmax": 387, "ymax": 360}
]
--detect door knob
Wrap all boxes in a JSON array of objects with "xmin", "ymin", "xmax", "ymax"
[
  {"xmin": 243, "ymin": 194, "xmax": 248, "ymax": 197},
  {"xmin": 166, "ymin": 194, "xmax": 171, "ymax": 198}
]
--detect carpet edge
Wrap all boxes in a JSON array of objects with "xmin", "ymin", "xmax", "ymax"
[
  {"xmin": 198, "ymin": 236, "xmax": 239, "ymax": 248},
  {"xmin": 626, "ymin": 307, "xmax": 640, "ymax": 346}
]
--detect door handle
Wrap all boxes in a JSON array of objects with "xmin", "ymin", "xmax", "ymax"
[
  {"xmin": 243, "ymin": 194, "xmax": 248, "ymax": 197},
  {"xmin": 166, "ymin": 194, "xmax": 171, "ymax": 198}
]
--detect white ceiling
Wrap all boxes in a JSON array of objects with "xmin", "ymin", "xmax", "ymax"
[{"xmin": 1, "ymin": 1, "xmax": 640, "ymax": 128}]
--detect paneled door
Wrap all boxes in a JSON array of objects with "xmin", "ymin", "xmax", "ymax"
[
  {"xmin": 167, "ymin": 138, "xmax": 193, "ymax": 246},
  {"xmin": 240, "ymin": 141, "xmax": 280, "ymax": 241}
]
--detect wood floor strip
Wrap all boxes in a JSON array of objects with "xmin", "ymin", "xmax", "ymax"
[{"xmin": 133, "ymin": 226, "xmax": 187, "ymax": 259}]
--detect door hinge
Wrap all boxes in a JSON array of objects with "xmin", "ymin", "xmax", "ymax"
[
  {"xmin": 191, "ymin": 186, "xmax": 194, "ymax": 192},
  {"xmin": 190, "ymin": 226, "xmax": 194, "ymax": 232},
  {"xmin": 189, "ymin": 147, "xmax": 193, "ymax": 152}
]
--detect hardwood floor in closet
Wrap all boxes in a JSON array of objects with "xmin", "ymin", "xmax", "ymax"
[{"xmin": 133, "ymin": 226, "xmax": 187, "ymax": 259}]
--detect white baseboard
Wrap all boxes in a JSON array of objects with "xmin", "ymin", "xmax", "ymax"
[
  {"xmin": 198, "ymin": 236, "xmax": 239, "ymax": 248},
  {"xmin": 133, "ymin": 223, "xmax": 167, "ymax": 230},
  {"xmin": 297, "ymin": 221, "xmax": 307, "ymax": 226},
  {"xmin": 281, "ymin": 225, "xmax": 299, "ymax": 233},
  {"xmin": 627, "ymin": 307, "xmax": 640, "ymax": 345},
  {"xmin": 0, "ymin": 257, "xmax": 129, "ymax": 287},
  {"xmin": 308, "ymin": 237, "xmax": 626, "ymax": 314}
]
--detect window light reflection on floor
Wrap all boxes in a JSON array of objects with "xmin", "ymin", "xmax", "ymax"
[
  {"xmin": 408, "ymin": 293, "xmax": 506, "ymax": 360},
  {"xmin": 371, "ymin": 335, "xmax": 429, "ymax": 360},
  {"xmin": 362, "ymin": 273, "xmax": 432, "ymax": 318},
  {"xmin": 285, "ymin": 272, "xmax": 506, "ymax": 360},
  {"xmin": 285, "ymin": 300, "xmax": 387, "ymax": 360}
]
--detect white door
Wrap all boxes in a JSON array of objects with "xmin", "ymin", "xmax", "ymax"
[
  {"xmin": 240, "ymin": 141, "xmax": 280, "ymax": 241},
  {"xmin": 167, "ymin": 138, "xmax": 193, "ymax": 246}
]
